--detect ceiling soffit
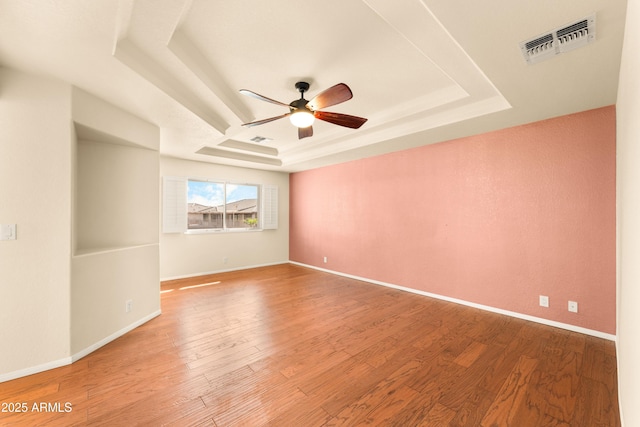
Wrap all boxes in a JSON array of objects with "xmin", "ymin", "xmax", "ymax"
[{"xmin": 113, "ymin": 0, "xmax": 510, "ymax": 170}]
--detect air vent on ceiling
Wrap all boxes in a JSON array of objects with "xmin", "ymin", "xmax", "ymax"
[
  {"xmin": 250, "ymin": 136, "xmax": 272, "ymax": 143},
  {"xmin": 520, "ymin": 14, "xmax": 595, "ymax": 64}
]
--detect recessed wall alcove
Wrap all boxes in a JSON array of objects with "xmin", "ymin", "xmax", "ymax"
[
  {"xmin": 74, "ymin": 125, "xmax": 158, "ymax": 255},
  {"xmin": 71, "ymin": 88, "xmax": 161, "ymax": 357}
]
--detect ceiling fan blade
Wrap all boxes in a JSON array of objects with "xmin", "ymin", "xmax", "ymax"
[
  {"xmin": 239, "ymin": 89, "xmax": 289, "ymax": 107},
  {"xmin": 298, "ymin": 126, "xmax": 313, "ymax": 139},
  {"xmin": 307, "ymin": 83, "xmax": 353, "ymax": 110},
  {"xmin": 241, "ymin": 113, "xmax": 290, "ymax": 127},
  {"xmin": 314, "ymin": 111, "xmax": 368, "ymax": 129}
]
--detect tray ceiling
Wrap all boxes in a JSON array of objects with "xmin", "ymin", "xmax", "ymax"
[{"xmin": 0, "ymin": 0, "xmax": 627, "ymax": 171}]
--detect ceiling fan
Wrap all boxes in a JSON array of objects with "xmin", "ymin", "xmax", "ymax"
[{"xmin": 239, "ymin": 81, "xmax": 368, "ymax": 139}]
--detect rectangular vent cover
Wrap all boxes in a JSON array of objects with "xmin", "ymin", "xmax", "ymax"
[{"xmin": 520, "ymin": 14, "xmax": 595, "ymax": 64}]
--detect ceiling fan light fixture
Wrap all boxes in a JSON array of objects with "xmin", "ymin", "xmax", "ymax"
[
  {"xmin": 240, "ymin": 81, "xmax": 366, "ymax": 139},
  {"xmin": 289, "ymin": 110, "xmax": 315, "ymax": 128}
]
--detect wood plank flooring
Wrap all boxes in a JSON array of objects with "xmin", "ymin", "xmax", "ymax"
[{"xmin": 0, "ymin": 264, "xmax": 620, "ymax": 426}]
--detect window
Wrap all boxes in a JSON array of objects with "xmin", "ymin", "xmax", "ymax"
[
  {"xmin": 162, "ymin": 176, "xmax": 277, "ymax": 233},
  {"xmin": 224, "ymin": 184, "xmax": 259, "ymax": 229},
  {"xmin": 187, "ymin": 180, "xmax": 225, "ymax": 230},
  {"xmin": 187, "ymin": 180, "xmax": 259, "ymax": 231}
]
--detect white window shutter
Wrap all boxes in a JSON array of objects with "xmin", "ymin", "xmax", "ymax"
[
  {"xmin": 261, "ymin": 184, "xmax": 278, "ymax": 230},
  {"xmin": 162, "ymin": 176, "xmax": 187, "ymax": 233}
]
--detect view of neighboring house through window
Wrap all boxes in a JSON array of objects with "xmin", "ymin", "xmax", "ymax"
[{"xmin": 187, "ymin": 180, "xmax": 259, "ymax": 230}]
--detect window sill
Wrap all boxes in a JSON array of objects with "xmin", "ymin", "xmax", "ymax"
[{"xmin": 184, "ymin": 228, "xmax": 263, "ymax": 235}]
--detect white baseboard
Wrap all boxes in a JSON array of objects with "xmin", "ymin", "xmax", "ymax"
[
  {"xmin": 289, "ymin": 261, "xmax": 617, "ymax": 341},
  {"xmin": 160, "ymin": 261, "xmax": 289, "ymax": 282},
  {"xmin": 0, "ymin": 310, "xmax": 162, "ymax": 384},
  {"xmin": 71, "ymin": 309, "xmax": 162, "ymax": 362},
  {"xmin": 0, "ymin": 357, "xmax": 73, "ymax": 384}
]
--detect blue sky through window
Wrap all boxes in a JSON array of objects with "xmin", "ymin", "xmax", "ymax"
[
  {"xmin": 226, "ymin": 184, "xmax": 258, "ymax": 203},
  {"xmin": 188, "ymin": 181, "xmax": 257, "ymax": 207}
]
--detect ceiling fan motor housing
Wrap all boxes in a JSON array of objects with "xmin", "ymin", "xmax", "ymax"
[
  {"xmin": 290, "ymin": 82, "xmax": 313, "ymax": 116},
  {"xmin": 289, "ymin": 98, "xmax": 311, "ymax": 111}
]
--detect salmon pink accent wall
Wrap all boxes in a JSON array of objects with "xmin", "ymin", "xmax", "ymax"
[{"xmin": 290, "ymin": 106, "xmax": 616, "ymax": 334}]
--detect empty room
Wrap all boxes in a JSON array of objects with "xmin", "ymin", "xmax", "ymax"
[{"xmin": 1, "ymin": 0, "xmax": 639, "ymax": 426}]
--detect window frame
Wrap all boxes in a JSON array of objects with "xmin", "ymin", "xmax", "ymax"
[
  {"xmin": 162, "ymin": 176, "xmax": 277, "ymax": 234},
  {"xmin": 185, "ymin": 179, "xmax": 261, "ymax": 234}
]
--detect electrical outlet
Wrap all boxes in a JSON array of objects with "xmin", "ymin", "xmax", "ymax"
[
  {"xmin": 323, "ymin": 256, "xmax": 327, "ymax": 264},
  {"xmin": 539, "ymin": 295, "xmax": 549, "ymax": 308},
  {"xmin": 125, "ymin": 300, "xmax": 133, "ymax": 313},
  {"xmin": 223, "ymin": 257, "xmax": 228, "ymax": 264},
  {"xmin": 568, "ymin": 301, "xmax": 578, "ymax": 313}
]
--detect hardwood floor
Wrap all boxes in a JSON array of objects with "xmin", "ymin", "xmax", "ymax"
[{"xmin": 0, "ymin": 264, "xmax": 620, "ymax": 426}]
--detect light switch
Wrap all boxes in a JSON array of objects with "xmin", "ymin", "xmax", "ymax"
[{"xmin": 1, "ymin": 224, "xmax": 17, "ymax": 240}]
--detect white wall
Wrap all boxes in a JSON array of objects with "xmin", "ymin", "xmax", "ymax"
[
  {"xmin": 616, "ymin": 1, "xmax": 640, "ymax": 425},
  {"xmin": 0, "ymin": 68, "xmax": 72, "ymax": 378},
  {"xmin": 160, "ymin": 156, "xmax": 289, "ymax": 279},
  {"xmin": 0, "ymin": 71, "xmax": 161, "ymax": 381},
  {"xmin": 71, "ymin": 88, "xmax": 160, "ymax": 356},
  {"xmin": 75, "ymin": 139, "xmax": 158, "ymax": 252}
]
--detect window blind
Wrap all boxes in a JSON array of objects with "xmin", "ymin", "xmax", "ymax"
[
  {"xmin": 162, "ymin": 176, "xmax": 187, "ymax": 233},
  {"xmin": 261, "ymin": 184, "xmax": 278, "ymax": 230}
]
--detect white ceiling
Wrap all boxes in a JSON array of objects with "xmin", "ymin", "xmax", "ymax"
[{"xmin": 0, "ymin": 0, "xmax": 627, "ymax": 172}]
